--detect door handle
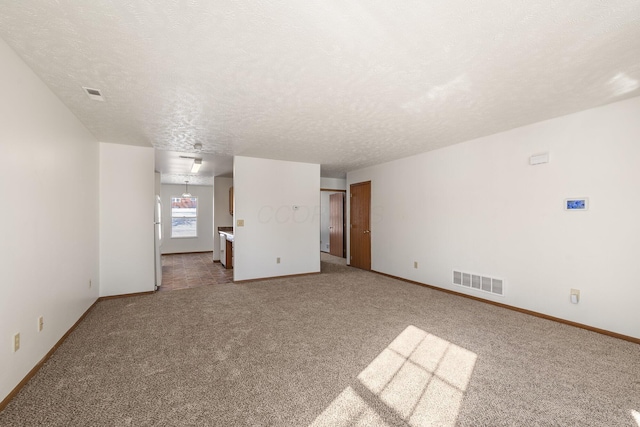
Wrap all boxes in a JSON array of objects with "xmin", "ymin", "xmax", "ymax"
[{"xmin": 363, "ymin": 230, "xmax": 370, "ymax": 234}]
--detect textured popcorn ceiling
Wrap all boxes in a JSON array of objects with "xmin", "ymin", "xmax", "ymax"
[
  {"xmin": 154, "ymin": 150, "xmax": 226, "ymax": 185},
  {"xmin": 1, "ymin": 1, "xmax": 639, "ymax": 179}
]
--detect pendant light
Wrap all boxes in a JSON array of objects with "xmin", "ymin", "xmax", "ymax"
[{"xmin": 182, "ymin": 181, "xmax": 192, "ymax": 198}]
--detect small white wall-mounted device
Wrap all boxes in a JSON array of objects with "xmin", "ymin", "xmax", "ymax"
[
  {"xmin": 570, "ymin": 289, "xmax": 580, "ymax": 304},
  {"xmin": 565, "ymin": 198, "xmax": 589, "ymax": 211},
  {"xmin": 529, "ymin": 153, "xmax": 549, "ymax": 165}
]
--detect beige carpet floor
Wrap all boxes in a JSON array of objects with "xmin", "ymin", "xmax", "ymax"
[{"xmin": 1, "ymin": 256, "xmax": 638, "ymax": 426}]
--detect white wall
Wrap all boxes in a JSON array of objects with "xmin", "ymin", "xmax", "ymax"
[
  {"xmin": 99, "ymin": 143, "xmax": 155, "ymax": 297},
  {"xmin": 0, "ymin": 38, "xmax": 99, "ymax": 403},
  {"xmin": 160, "ymin": 184, "xmax": 214, "ymax": 254},
  {"xmin": 234, "ymin": 156, "xmax": 320, "ymax": 281},
  {"xmin": 321, "ymin": 177, "xmax": 346, "ymax": 190},
  {"xmin": 154, "ymin": 172, "xmax": 161, "ymax": 197},
  {"xmin": 347, "ymin": 96, "xmax": 640, "ymax": 339},
  {"xmin": 213, "ymin": 177, "xmax": 233, "ymax": 261}
]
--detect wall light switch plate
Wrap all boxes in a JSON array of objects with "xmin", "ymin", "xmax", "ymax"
[
  {"xmin": 13, "ymin": 333, "xmax": 20, "ymax": 352},
  {"xmin": 236, "ymin": 219, "xmax": 244, "ymax": 227}
]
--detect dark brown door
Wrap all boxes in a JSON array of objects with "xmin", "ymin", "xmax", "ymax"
[
  {"xmin": 350, "ymin": 181, "xmax": 371, "ymax": 270},
  {"xmin": 329, "ymin": 193, "xmax": 344, "ymax": 257}
]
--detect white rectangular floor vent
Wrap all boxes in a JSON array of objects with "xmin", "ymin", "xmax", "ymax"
[
  {"xmin": 453, "ymin": 270, "xmax": 504, "ymax": 296},
  {"xmin": 453, "ymin": 271, "xmax": 462, "ymax": 285}
]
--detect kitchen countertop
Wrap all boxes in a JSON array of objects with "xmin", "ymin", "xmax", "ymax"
[{"xmin": 219, "ymin": 230, "xmax": 234, "ymax": 242}]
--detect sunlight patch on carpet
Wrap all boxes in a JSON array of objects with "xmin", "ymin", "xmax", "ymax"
[
  {"xmin": 631, "ymin": 409, "xmax": 640, "ymax": 426},
  {"xmin": 310, "ymin": 325, "xmax": 477, "ymax": 427},
  {"xmin": 309, "ymin": 387, "xmax": 390, "ymax": 427}
]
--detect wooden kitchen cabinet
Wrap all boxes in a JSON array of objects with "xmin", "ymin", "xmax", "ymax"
[{"xmin": 226, "ymin": 238, "xmax": 233, "ymax": 269}]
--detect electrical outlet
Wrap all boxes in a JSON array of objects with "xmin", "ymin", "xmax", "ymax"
[
  {"xmin": 414, "ymin": 261, "xmax": 418, "ymax": 269},
  {"xmin": 277, "ymin": 257, "xmax": 281, "ymax": 264},
  {"xmin": 38, "ymin": 316, "xmax": 44, "ymax": 332},
  {"xmin": 13, "ymin": 333, "xmax": 20, "ymax": 352}
]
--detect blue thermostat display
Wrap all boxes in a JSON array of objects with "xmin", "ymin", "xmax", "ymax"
[{"xmin": 565, "ymin": 198, "xmax": 588, "ymax": 210}]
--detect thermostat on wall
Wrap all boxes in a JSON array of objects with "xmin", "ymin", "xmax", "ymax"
[{"xmin": 565, "ymin": 198, "xmax": 589, "ymax": 210}]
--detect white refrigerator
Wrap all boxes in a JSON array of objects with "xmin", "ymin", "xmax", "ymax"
[{"xmin": 154, "ymin": 195, "xmax": 163, "ymax": 290}]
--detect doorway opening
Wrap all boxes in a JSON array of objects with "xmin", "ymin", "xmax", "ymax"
[{"xmin": 320, "ymin": 189, "xmax": 346, "ymax": 258}]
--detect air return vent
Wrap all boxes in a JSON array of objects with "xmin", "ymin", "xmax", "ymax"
[
  {"xmin": 462, "ymin": 273, "xmax": 471, "ymax": 287},
  {"xmin": 472, "ymin": 275, "xmax": 481, "ymax": 289},
  {"xmin": 82, "ymin": 86, "xmax": 104, "ymax": 101},
  {"xmin": 453, "ymin": 271, "xmax": 462, "ymax": 285},
  {"xmin": 452, "ymin": 270, "xmax": 505, "ymax": 296}
]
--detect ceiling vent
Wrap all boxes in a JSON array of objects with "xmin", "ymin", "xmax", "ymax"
[{"xmin": 82, "ymin": 86, "xmax": 104, "ymax": 101}]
